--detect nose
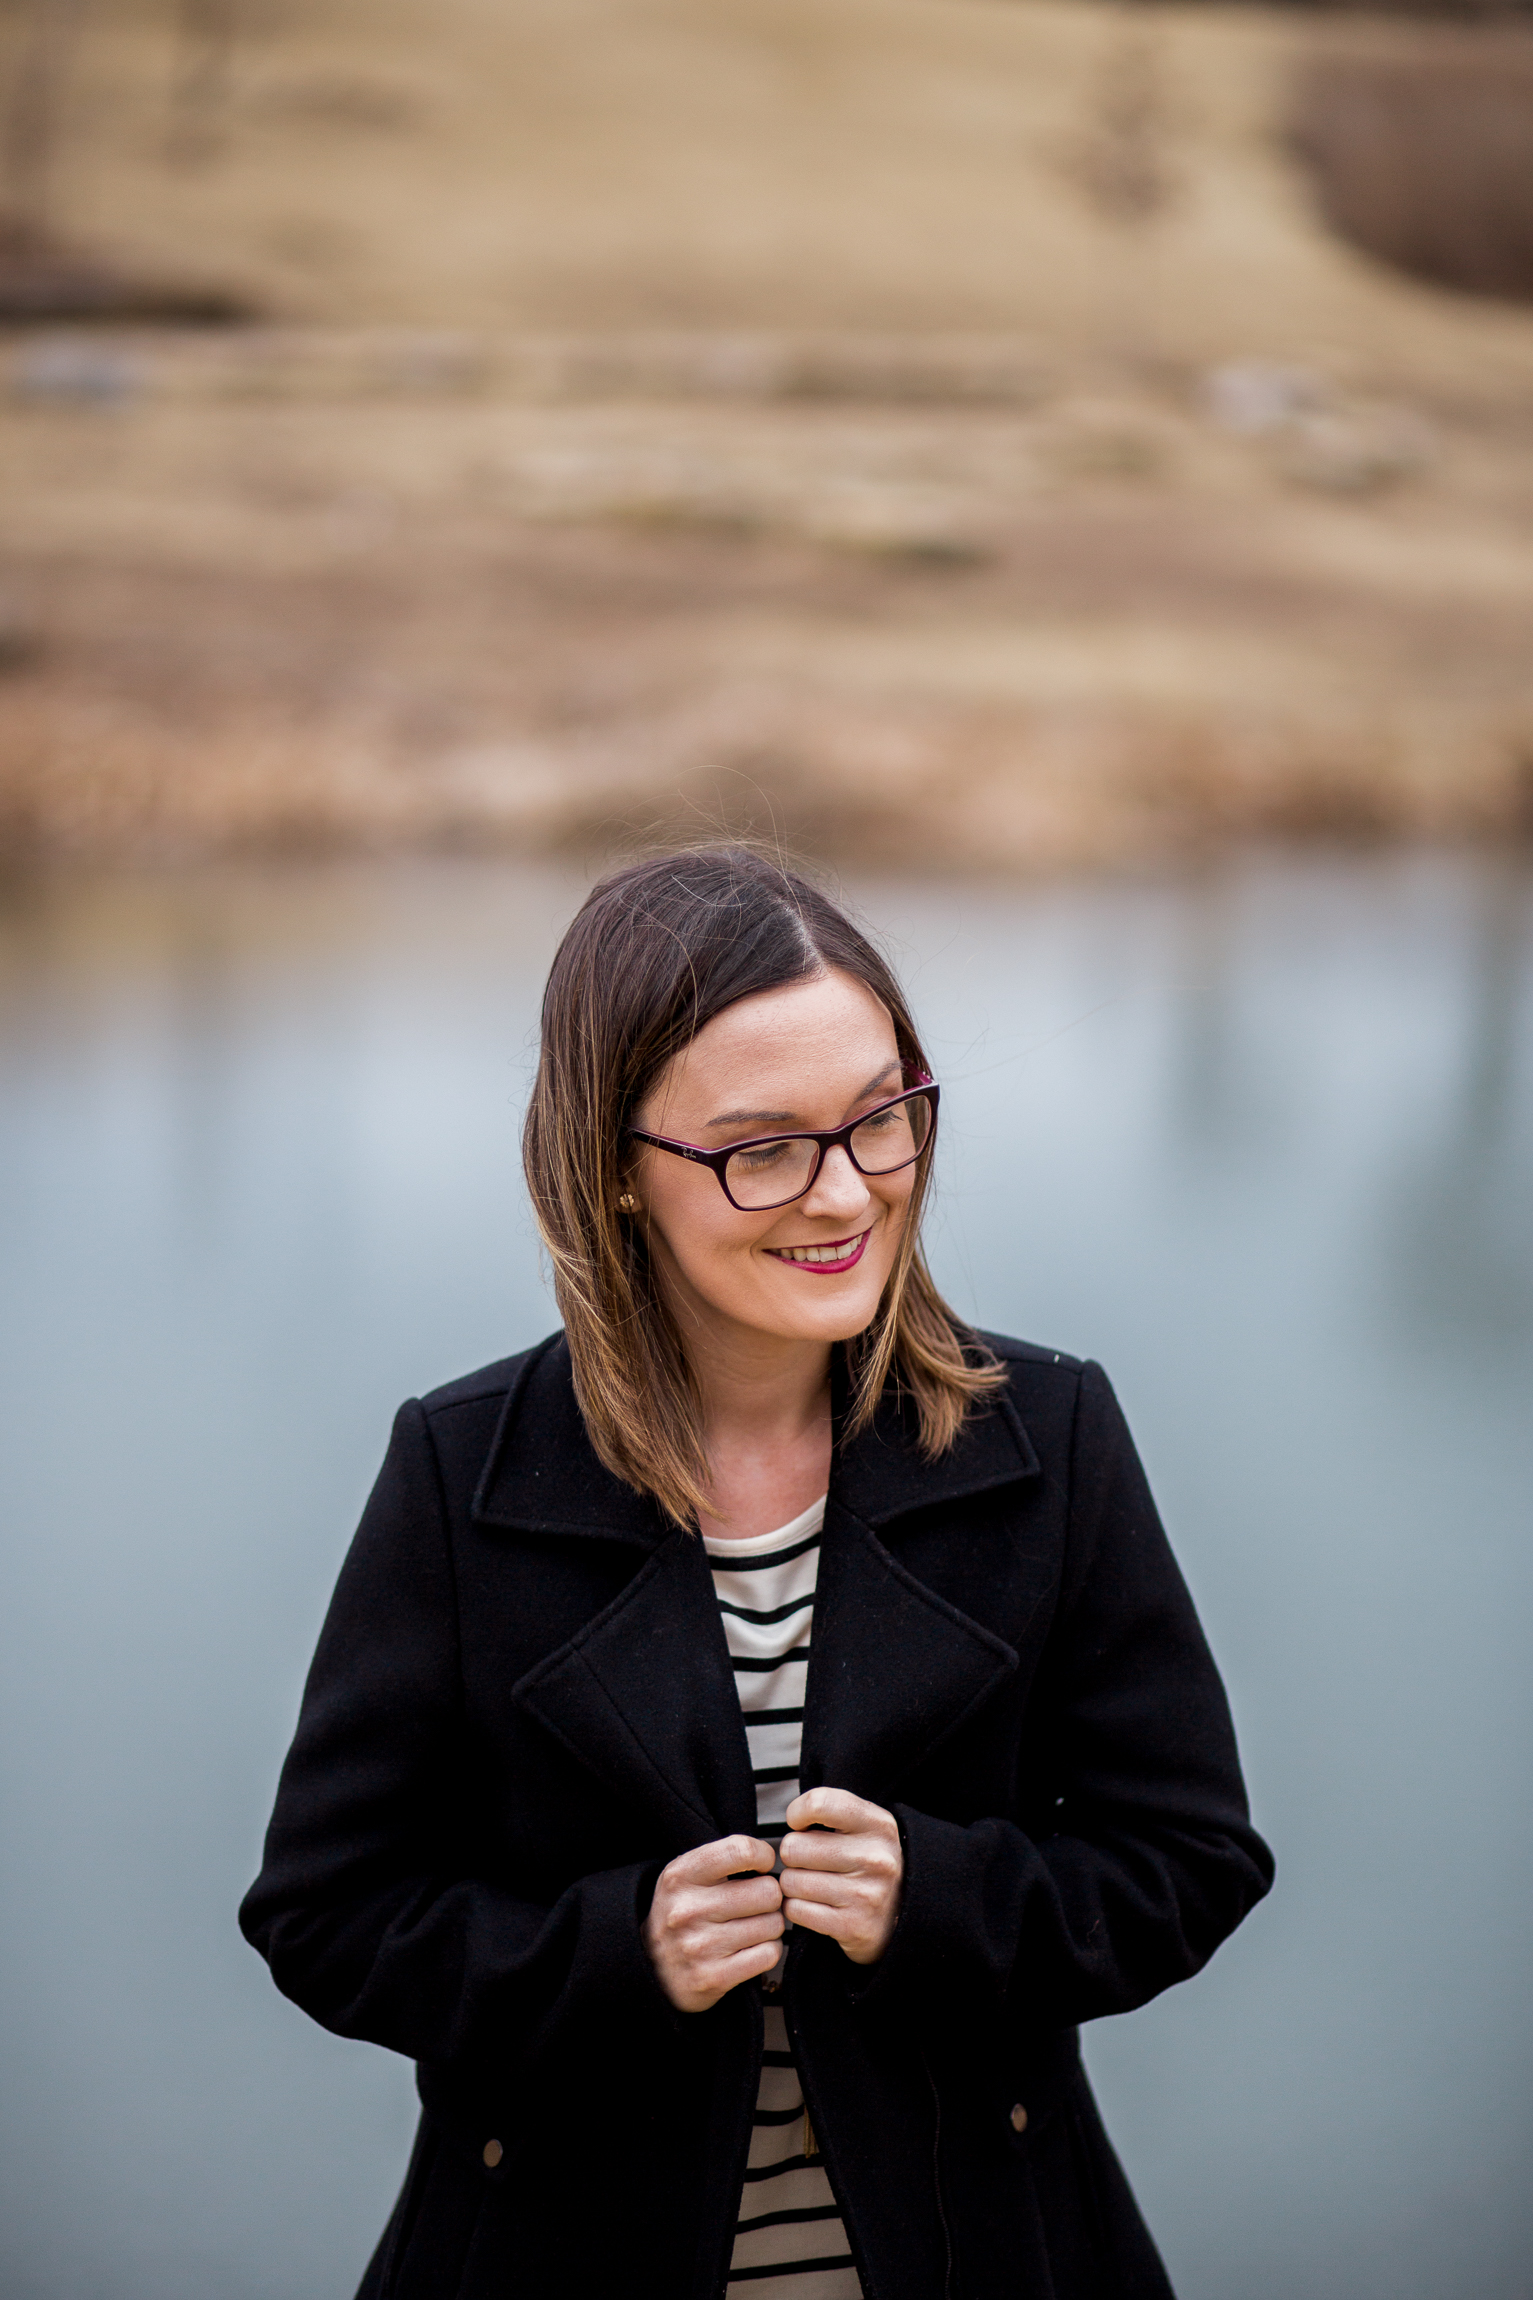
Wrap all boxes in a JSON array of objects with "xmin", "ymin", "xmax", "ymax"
[{"xmin": 800, "ymin": 1143, "xmax": 873, "ymax": 1224}]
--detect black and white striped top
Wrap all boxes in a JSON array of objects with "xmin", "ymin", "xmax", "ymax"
[{"xmin": 704, "ymin": 1500, "xmax": 863, "ymax": 2300}]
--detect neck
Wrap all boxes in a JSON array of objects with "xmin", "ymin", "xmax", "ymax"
[
  {"xmin": 695, "ymin": 1326, "xmax": 834, "ymax": 1450},
  {"xmin": 685, "ymin": 1322, "xmax": 836, "ymax": 1541}
]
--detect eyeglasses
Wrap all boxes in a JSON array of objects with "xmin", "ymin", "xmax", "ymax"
[{"xmin": 627, "ymin": 1078, "xmax": 938, "ymax": 1213}]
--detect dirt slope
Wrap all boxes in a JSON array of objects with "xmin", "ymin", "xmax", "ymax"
[{"xmin": 2, "ymin": 0, "xmax": 1531, "ymax": 867}]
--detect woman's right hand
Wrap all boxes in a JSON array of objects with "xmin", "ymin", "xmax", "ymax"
[{"xmin": 643, "ymin": 1835, "xmax": 784, "ymax": 2013}]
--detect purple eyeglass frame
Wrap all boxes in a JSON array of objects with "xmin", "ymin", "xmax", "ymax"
[{"xmin": 626, "ymin": 1077, "xmax": 939, "ymax": 1213}]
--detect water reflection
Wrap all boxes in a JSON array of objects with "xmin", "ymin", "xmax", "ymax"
[
  {"xmin": 1384, "ymin": 859, "xmax": 1533, "ymax": 1344},
  {"xmin": 1169, "ymin": 865, "xmax": 1253, "ymax": 1152},
  {"xmin": 0, "ymin": 854, "xmax": 1529, "ymax": 2300}
]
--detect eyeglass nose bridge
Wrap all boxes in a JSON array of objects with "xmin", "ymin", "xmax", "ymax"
[{"xmin": 803, "ymin": 1134, "xmax": 871, "ymax": 1197}]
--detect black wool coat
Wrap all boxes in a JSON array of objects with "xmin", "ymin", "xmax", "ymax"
[{"xmin": 241, "ymin": 1331, "xmax": 1273, "ymax": 2300}]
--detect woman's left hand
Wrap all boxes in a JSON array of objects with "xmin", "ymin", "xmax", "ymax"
[{"xmin": 779, "ymin": 1786, "xmax": 903, "ymax": 1965}]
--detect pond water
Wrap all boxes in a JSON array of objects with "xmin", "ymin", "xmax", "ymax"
[{"xmin": 1, "ymin": 852, "xmax": 1530, "ymax": 2300}]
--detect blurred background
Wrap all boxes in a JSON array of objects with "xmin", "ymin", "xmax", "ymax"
[{"xmin": 0, "ymin": 2, "xmax": 1531, "ymax": 2296}]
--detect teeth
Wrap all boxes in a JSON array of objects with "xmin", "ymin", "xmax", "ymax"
[{"xmin": 777, "ymin": 1236, "xmax": 860, "ymax": 1264}]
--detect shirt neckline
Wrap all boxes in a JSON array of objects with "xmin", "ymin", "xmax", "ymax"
[{"xmin": 700, "ymin": 1493, "xmax": 828, "ymax": 1559}]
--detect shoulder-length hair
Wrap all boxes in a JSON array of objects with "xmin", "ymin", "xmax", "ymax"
[{"xmin": 522, "ymin": 845, "xmax": 1003, "ymax": 1527}]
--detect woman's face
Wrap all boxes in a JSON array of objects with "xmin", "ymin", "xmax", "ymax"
[{"xmin": 630, "ymin": 968, "xmax": 918, "ymax": 1352}]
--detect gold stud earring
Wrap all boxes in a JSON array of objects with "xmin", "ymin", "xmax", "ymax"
[{"xmin": 617, "ymin": 1191, "xmax": 637, "ymax": 1213}]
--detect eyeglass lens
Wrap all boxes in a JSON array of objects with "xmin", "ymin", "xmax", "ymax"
[{"xmin": 723, "ymin": 1093, "xmax": 933, "ymax": 1211}]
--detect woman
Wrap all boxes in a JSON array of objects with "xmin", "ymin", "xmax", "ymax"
[{"xmin": 241, "ymin": 846, "xmax": 1273, "ymax": 2300}]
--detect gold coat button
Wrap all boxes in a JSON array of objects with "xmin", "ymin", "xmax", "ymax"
[
  {"xmin": 482, "ymin": 2139, "xmax": 503, "ymax": 2169},
  {"xmin": 1009, "ymin": 2103, "xmax": 1028, "ymax": 2134}
]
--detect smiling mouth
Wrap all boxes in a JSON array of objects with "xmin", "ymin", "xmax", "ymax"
[{"xmin": 764, "ymin": 1228, "xmax": 872, "ymax": 1273}]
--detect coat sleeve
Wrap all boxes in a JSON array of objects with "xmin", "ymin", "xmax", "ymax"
[
  {"xmin": 238, "ymin": 1400, "xmax": 676, "ymax": 2079},
  {"xmin": 862, "ymin": 1361, "xmax": 1274, "ymax": 2029}
]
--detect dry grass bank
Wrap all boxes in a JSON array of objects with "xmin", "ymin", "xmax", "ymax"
[{"xmin": 1, "ymin": 0, "xmax": 1532, "ymax": 870}]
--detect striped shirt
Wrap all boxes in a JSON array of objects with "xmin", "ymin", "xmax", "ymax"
[{"xmin": 704, "ymin": 1500, "xmax": 864, "ymax": 2300}]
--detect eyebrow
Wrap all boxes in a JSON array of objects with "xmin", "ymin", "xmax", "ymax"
[{"xmin": 702, "ymin": 1060, "xmax": 904, "ymax": 1134}]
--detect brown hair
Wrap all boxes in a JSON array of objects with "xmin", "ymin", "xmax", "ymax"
[{"xmin": 522, "ymin": 845, "xmax": 1004, "ymax": 1527}]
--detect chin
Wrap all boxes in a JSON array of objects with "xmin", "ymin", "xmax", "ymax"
[{"xmin": 763, "ymin": 1278, "xmax": 890, "ymax": 1344}]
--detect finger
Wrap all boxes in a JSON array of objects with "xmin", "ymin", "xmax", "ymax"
[
  {"xmin": 780, "ymin": 1830, "xmax": 868, "ymax": 1872},
  {"xmin": 664, "ymin": 1875, "xmax": 782, "ymax": 1927},
  {"xmin": 669, "ymin": 1917, "xmax": 784, "ymax": 1982},
  {"xmin": 701, "ymin": 1939, "xmax": 787, "ymax": 1994},
  {"xmin": 660, "ymin": 1923, "xmax": 781, "ymax": 2006},
  {"xmin": 669, "ymin": 1934, "xmax": 785, "ymax": 2014},
  {"xmin": 779, "ymin": 1894, "xmax": 858, "ymax": 1942},
  {"xmin": 786, "ymin": 1786, "xmax": 890, "ymax": 1836},
  {"xmin": 686, "ymin": 1912, "xmax": 785, "ymax": 1958},
  {"xmin": 667, "ymin": 1834, "xmax": 779, "ymax": 1887},
  {"xmin": 782, "ymin": 1861, "xmax": 889, "ymax": 1910},
  {"xmin": 786, "ymin": 1878, "xmax": 897, "ymax": 1927},
  {"xmin": 786, "ymin": 1886, "xmax": 859, "ymax": 1922},
  {"xmin": 781, "ymin": 1892, "xmax": 892, "ymax": 1965},
  {"xmin": 782, "ymin": 1830, "xmax": 901, "ymax": 1887}
]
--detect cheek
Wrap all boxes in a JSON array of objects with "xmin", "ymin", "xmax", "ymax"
[
  {"xmin": 678, "ymin": 1226, "xmax": 761, "ymax": 1295},
  {"xmin": 645, "ymin": 1177, "xmax": 767, "ymax": 1296},
  {"xmin": 873, "ymin": 1172, "xmax": 916, "ymax": 1237}
]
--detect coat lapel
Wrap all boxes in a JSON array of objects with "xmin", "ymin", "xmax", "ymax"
[
  {"xmin": 800, "ymin": 1386, "xmax": 1041, "ymax": 1802},
  {"xmin": 800, "ymin": 1501, "xmax": 1019, "ymax": 1803},
  {"xmin": 511, "ymin": 1526, "xmax": 759, "ymax": 1854}
]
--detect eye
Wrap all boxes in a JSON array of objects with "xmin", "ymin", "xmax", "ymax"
[{"xmin": 731, "ymin": 1139, "xmax": 795, "ymax": 1171}]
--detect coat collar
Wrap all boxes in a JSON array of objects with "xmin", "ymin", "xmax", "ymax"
[
  {"xmin": 471, "ymin": 1331, "xmax": 1041, "ymax": 1544},
  {"xmin": 478, "ymin": 1334, "xmax": 1043, "ymax": 1853},
  {"xmin": 471, "ymin": 1333, "xmax": 670, "ymax": 1548}
]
